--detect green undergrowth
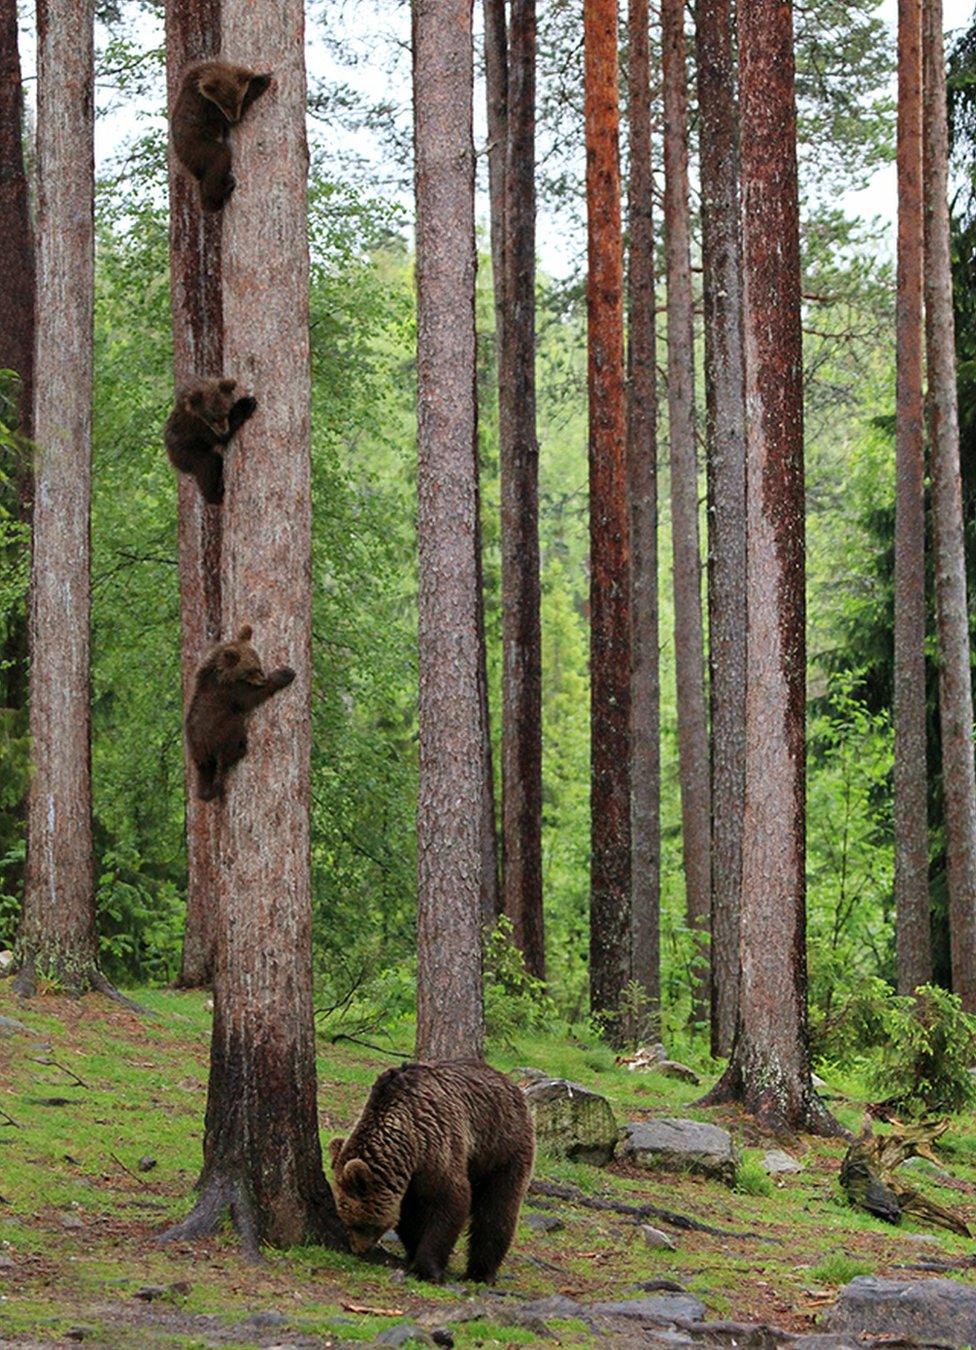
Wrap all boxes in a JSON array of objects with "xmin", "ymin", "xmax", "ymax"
[{"xmin": 2, "ymin": 982, "xmax": 976, "ymax": 1348}]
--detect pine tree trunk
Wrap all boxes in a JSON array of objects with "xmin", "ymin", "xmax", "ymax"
[
  {"xmin": 662, "ymin": 0, "xmax": 711, "ymax": 1024},
  {"xmin": 894, "ymin": 0, "xmax": 931, "ymax": 996},
  {"xmin": 922, "ymin": 0, "xmax": 976, "ymax": 1011},
  {"xmin": 165, "ymin": 0, "xmax": 223, "ymax": 991},
  {"xmin": 163, "ymin": 0, "xmax": 345, "ymax": 1249},
  {"xmin": 696, "ymin": 0, "xmax": 746, "ymax": 1057},
  {"xmin": 413, "ymin": 0, "xmax": 485, "ymax": 1060},
  {"xmin": 585, "ymin": 0, "xmax": 632, "ymax": 1040},
  {"xmin": 499, "ymin": 0, "xmax": 544, "ymax": 979},
  {"xmin": 626, "ymin": 0, "xmax": 660, "ymax": 1018},
  {"xmin": 15, "ymin": 0, "xmax": 98, "ymax": 997},
  {"xmin": 699, "ymin": 0, "xmax": 838, "ymax": 1135}
]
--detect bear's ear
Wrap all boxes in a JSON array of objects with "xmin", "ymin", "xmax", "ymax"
[
  {"xmin": 218, "ymin": 378, "xmax": 237, "ymax": 394},
  {"xmin": 342, "ymin": 1158, "xmax": 374, "ymax": 1197},
  {"xmin": 236, "ymin": 624, "xmax": 253, "ymax": 642},
  {"xmin": 328, "ymin": 1136, "xmax": 345, "ymax": 1168}
]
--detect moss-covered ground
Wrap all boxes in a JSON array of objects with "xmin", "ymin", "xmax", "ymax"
[{"xmin": 1, "ymin": 984, "xmax": 974, "ymax": 1347}]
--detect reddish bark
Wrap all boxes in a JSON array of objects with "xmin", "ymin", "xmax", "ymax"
[
  {"xmin": 585, "ymin": 0, "xmax": 632, "ymax": 1038},
  {"xmin": 699, "ymin": 0, "xmax": 838, "ymax": 1134},
  {"xmin": 626, "ymin": 0, "xmax": 660, "ymax": 1016},
  {"xmin": 165, "ymin": 0, "xmax": 223, "ymax": 990},
  {"xmin": 15, "ymin": 0, "xmax": 99, "ymax": 996},
  {"xmin": 163, "ymin": 0, "xmax": 345, "ymax": 1248},
  {"xmin": 696, "ymin": 0, "xmax": 746, "ymax": 1057},
  {"xmin": 499, "ymin": 0, "xmax": 544, "ymax": 979},
  {"xmin": 413, "ymin": 0, "xmax": 485, "ymax": 1059},
  {"xmin": 662, "ymin": 0, "xmax": 711, "ymax": 1024},
  {"xmin": 922, "ymin": 0, "xmax": 976, "ymax": 1011},
  {"xmin": 894, "ymin": 0, "xmax": 931, "ymax": 995}
]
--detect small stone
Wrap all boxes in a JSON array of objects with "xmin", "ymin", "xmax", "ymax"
[
  {"xmin": 523, "ymin": 1079, "xmax": 618, "ymax": 1166},
  {"xmin": 245, "ymin": 1310, "xmax": 286, "ymax": 1328},
  {"xmin": 137, "ymin": 1155, "xmax": 157, "ymax": 1173},
  {"xmin": 526, "ymin": 1211, "xmax": 564, "ymax": 1233},
  {"xmin": 590, "ymin": 1294, "xmax": 706, "ymax": 1324},
  {"xmin": 0, "ymin": 1255, "xmax": 14, "ymax": 1270},
  {"xmin": 64, "ymin": 1329, "xmax": 95, "ymax": 1342},
  {"xmin": 0, "ymin": 952, "xmax": 14, "ymax": 975},
  {"xmin": 59, "ymin": 1213, "xmax": 84, "ymax": 1231},
  {"xmin": 133, "ymin": 1285, "xmax": 167, "ymax": 1301},
  {"xmin": 431, "ymin": 1330, "xmax": 454, "ymax": 1347},
  {"xmin": 377, "ymin": 1324, "xmax": 433, "ymax": 1347},
  {"xmin": 653, "ymin": 1060, "xmax": 701, "ymax": 1085},
  {"xmin": 901, "ymin": 1232, "xmax": 941, "ymax": 1245},
  {"xmin": 517, "ymin": 1295, "xmax": 587, "ymax": 1320},
  {"xmin": 811, "ymin": 1073, "xmax": 828, "ymax": 1089},
  {"xmin": 640, "ymin": 1224, "xmax": 677, "ymax": 1250},
  {"xmin": 761, "ymin": 1148, "xmax": 802, "ymax": 1175},
  {"xmin": 0, "ymin": 1015, "xmax": 29, "ymax": 1036},
  {"xmin": 618, "ymin": 1118, "xmax": 739, "ymax": 1186}
]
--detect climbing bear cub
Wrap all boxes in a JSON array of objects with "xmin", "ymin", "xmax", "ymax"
[
  {"xmin": 185, "ymin": 625, "xmax": 295, "ymax": 801},
  {"xmin": 164, "ymin": 378, "xmax": 256, "ymax": 504},
  {"xmin": 329, "ymin": 1060, "xmax": 535, "ymax": 1284},
  {"xmin": 171, "ymin": 60, "xmax": 272, "ymax": 211}
]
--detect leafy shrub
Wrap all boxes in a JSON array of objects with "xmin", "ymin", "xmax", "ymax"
[
  {"xmin": 484, "ymin": 917, "xmax": 558, "ymax": 1047},
  {"xmin": 872, "ymin": 984, "xmax": 976, "ymax": 1115},
  {"xmin": 809, "ymin": 974, "xmax": 895, "ymax": 1064}
]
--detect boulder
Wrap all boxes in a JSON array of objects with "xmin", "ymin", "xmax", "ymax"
[
  {"xmin": 654, "ymin": 1061, "xmax": 701, "ymax": 1085},
  {"xmin": 761, "ymin": 1149, "xmax": 802, "ymax": 1175},
  {"xmin": 525, "ymin": 1212, "xmax": 564, "ymax": 1234},
  {"xmin": 618, "ymin": 1118, "xmax": 739, "ymax": 1185},
  {"xmin": 590, "ymin": 1294, "xmax": 705, "ymax": 1324},
  {"xmin": 522, "ymin": 1078, "xmax": 618, "ymax": 1165},
  {"xmin": 824, "ymin": 1276, "xmax": 976, "ymax": 1347}
]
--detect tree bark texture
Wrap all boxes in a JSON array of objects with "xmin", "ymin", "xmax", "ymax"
[
  {"xmin": 894, "ymin": 0, "xmax": 931, "ymax": 996},
  {"xmin": 413, "ymin": 0, "xmax": 485, "ymax": 1060},
  {"xmin": 626, "ymin": 0, "xmax": 660, "ymax": 1017},
  {"xmin": 0, "ymin": 0, "xmax": 34, "ymax": 437},
  {"xmin": 165, "ymin": 0, "xmax": 223, "ymax": 991},
  {"xmin": 922, "ymin": 0, "xmax": 976, "ymax": 1011},
  {"xmin": 662, "ymin": 0, "xmax": 711, "ymax": 1025},
  {"xmin": 499, "ymin": 0, "xmax": 544, "ymax": 979},
  {"xmin": 585, "ymin": 0, "xmax": 632, "ymax": 1037},
  {"xmin": 700, "ymin": 0, "xmax": 837, "ymax": 1134},
  {"xmin": 16, "ymin": 0, "xmax": 98, "ymax": 995},
  {"xmin": 166, "ymin": 0, "xmax": 345, "ymax": 1249},
  {"xmin": 696, "ymin": 0, "xmax": 746, "ymax": 1057}
]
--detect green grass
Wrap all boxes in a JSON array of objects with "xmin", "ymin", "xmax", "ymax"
[{"xmin": 808, "ymin": 1252, "xmax": 875, "ymax": 1285}]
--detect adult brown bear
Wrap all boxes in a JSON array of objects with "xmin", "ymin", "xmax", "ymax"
[{"xmin": 329, "ymin": 1061, "xmax": 534, "ymax": 1283}]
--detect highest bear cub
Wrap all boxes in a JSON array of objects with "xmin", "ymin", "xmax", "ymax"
[
  {"xmin": 165, "ymin": 378, "xmax": 256, "ymax": 504},
  {"xmin": 329, "ymin": 1060, "xmax": 534, "ymax": 1284},
  {"xmin": 171, "ymin": 60, "xmax": 272, "ymax": 211},
  {"xmin": 185, "ymin": 625, "xmax": 295, "ymax": 801}
]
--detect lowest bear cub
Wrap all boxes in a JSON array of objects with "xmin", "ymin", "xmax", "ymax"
[
  {"xmin": 185, "ymin": 625, "xmax": 295, "ymax": 801},
  {"xmin": 165, "ymin": 378, "xmax": 256, "ymax": 504},
  {"xmin": 329, "ymin": 1060, "xmax": 534, "ymax": 1284},
  {"xmin": 171, "ymin": 60, "xmax": 272, "ymax": 211}
]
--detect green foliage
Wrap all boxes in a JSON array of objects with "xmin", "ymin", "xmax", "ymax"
[
  {"xmin": 872, "ymin": 986, "xmax": 976, "ymax": 1117},
  {"xmin": 734, "ymin": 1156, "xmax": 774, "ymax": 1198},
  {"xmin": 483, "ymin": 917, "xmax": 558, "ymax": 1047},
  {"xmin": 809, "ymin": 1251, "xmax": 875, "ymax": 1286}
]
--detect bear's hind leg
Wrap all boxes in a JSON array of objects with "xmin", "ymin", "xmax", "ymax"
[
  {"xmin": 195, "ymin": 452, "xmax": 224, "ymax": 505},
  {"xmin": 408, "ymin": 1181, "xmax": 469, "ymax": 1284},
  {"xmin": 465, "ymin": 1160, "xmax": 529, "ymax": 1283},
  {"xmin": 199, "ymin": 143, "xmax": 234, "ymax": 211},
  {"xmin": 197, "ymin": 758, "xmax": 219, "ymax": 801}
]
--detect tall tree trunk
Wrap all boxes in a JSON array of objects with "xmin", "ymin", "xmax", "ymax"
[
  {"xmin": 163, "ymin": 0, "xmax": 345, "ymax": 1249},
  {"xmin": 894, "ymin": 0, "xmax": 931, "ymax": 996},
  {"xmin": 923, "ymin": 0, "xmax": 976, "ymax": 1011},
  {"xmin": 699, "ymin": 0, "xmax": 838, "ymax": 1135},
  {"xmin": 165, "ymin": 0, "xmax": 223, "ymax": 991},
  {"xmin": 585, "ymin": 0, "xmax": 632, "ymax": 1041},
  {"xmin": 626, "ymin": 0, "xmax": 660, "ymax": 1019},
  {"xmin": 499, "ymin": 0, "xmax": 544, "ymax": 978},
  {"xmin": 696, "ymin": 0, "xmax": 747, "ymax": 1057},
  {"xmin": 0, "ymin": 0, "xmax": 36, "ymax": 908},
  {"xmin": 15, "ymin": 0, "xmax": 99, "ymax": 997},
  {"xmin": 413, "ymin": 0, "xmax": 485, "ymax": 1061},
  {"xmin": 662, "ymin": 0, "xmax": 711, "ymax": 1025}
]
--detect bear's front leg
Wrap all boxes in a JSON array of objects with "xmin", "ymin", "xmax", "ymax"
[
  {"xmin": 227, "ymin": 394, "xmax": 257, "ymax": 437},
  {"xmin": 408, "ymin": 1182, "xmax": 469, "ymax": 1284}
]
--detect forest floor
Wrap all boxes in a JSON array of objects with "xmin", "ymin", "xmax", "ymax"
[{"xmin": 1, "ymin": 984, "xmax": 975, "ymax": 1348}]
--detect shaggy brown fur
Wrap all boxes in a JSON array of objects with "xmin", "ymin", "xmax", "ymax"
[
  {"xmin": 171, "ymin": 60, "xmax": 272, "ymax": 211},
  {"xmin": 164, "ymin": 378, "xmax": 256, "ymax": 504},
  {"xmin": 329, "ymin": 1060, "xmax": 534, "ymax": 1284},
  {"xmin": 185, "ymin": 625, "xmax": 295, "ymax": 801}
]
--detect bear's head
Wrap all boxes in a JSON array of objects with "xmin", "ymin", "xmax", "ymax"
[
  {"xmin": 184, "ymin": 378, "xmax": 239, "ymax": 439},
  {"xmin": 329, "ymin": 1137, "xmax": 400, "ymax": 1254},
  {"xmin": 213, "ymin": 625, "xmax": 266, "ymax": 687}
]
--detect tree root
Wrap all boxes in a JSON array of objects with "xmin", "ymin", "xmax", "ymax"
[
  {"xmin": 527, "ymin": 1179, "xmax": 765, "ymax": 1240},
  {"xmin": 696, "ymin": 1068, "xmax": 847, "ymax": 1140},
  {"xmin": 159, "ymin": 1173, "xmax": 262, "ymax": 1262},
  {"xmin": 11, "ymin": 956, "xmax": 149, "ymax": 1015}
]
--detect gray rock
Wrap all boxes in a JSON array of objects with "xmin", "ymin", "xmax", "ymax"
[
  {"xmin": 590, "ymin": 1294, "xmax": 706, "ymax": 1324},
  {"xmin": 825, "ymin": 1276, "xmax": 976, "ymax": 1346},
  {"xmin": 509, "ymin": 1066, "xmax": 548, "ymax": 1084},
  {"xmin": 618, "ymin": 1118, "xmax": 739, "ymax": 1185},
  {"xmin": 244, "ymin": 1310, "xmax": 287, "ymax": 1328},
  {"xmin": 811, "ymin": 1073, "xmax": 828, "ymax": 1089},
  {"xmin": 517, "ymin": 1295, "xmax": 587, "ymax": 1320},
  {"xmin": 0, "ymin": 951, "xmax": 13, "ymax": 976},
  {"xmin": 137, "ymin": 1155, "xmax": 157, "ymax": 1173},
  {"xmin": 901, "ymin": 1156, "xmax": 953, "ymax": 1181},
  {"xmin": 525, "ymin": 1212, "xmax": 564, "ymax": 1233},
  {"xmin": 900, "ymin": 1231, "xmax": 941, "ymax": 1245},
  {"xmin": 523, "ymin": 1078, "xmax": 618, "ymax": 1165},
  {"xmin": 761, "ymin": 1148, "xmax": 802, "ymax": 1175},
  {"xmin": 640, "ymin": 1224, "xmax": 677, "ymax": 1251},
  {"xmin": 0, "ymin": 1015, "xmax": 29, "ymax": 1035},
  {"xmin": 377, "ymin": 1325, "xmax": 433, "ymax": 1347},
  {"xmin": 654, "ymin": 1061, "xmax": 701, "ymax": 1085},
  {"xmin": 59, "ymin": 1212, "xmax": 84, "ymax": 1231}
]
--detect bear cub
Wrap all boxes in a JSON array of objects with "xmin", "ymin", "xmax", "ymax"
[
  {"xmin": 171, "ymin": 59, "xmax": 272, "ymax": 211},
  {"xmin": 165, "ymin": 378, "xmax": 256, "ymax": 504},
  {"xmin": 185, "ymin": 624, "xmax": 295, "ymax": 801},
  {"xmin": 330, "ymin": 1060, "xmax": 534, "ymax": 1284}
]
